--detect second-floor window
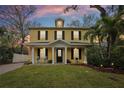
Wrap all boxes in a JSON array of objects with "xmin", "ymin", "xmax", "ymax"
[
  {"xmin": 57, "ymin": 31, "xmax": 62, "ymax": 39},
  {"xmin": 40, "ymin": 31, "xmax": 45, "ymax": 40},
  {"xmin": 38, "ymin": 31, "xmax": 48, "ymax": 40},
  {"xmin": 74, "ymin": 31, "xmax": 79, "ymax": 40},
  {"xmin": 71, "ymin": 31, "xmax": 81, "ymax": 40},
  {"xmin": 55, "ymin": 31, "xmax": 64, "ymax": 40}
]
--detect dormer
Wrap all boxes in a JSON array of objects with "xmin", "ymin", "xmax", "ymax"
[{"xmin": 55, "ymin": 18, "xmax": 64, "ymax": 28}]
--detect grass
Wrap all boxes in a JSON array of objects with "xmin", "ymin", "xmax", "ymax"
[{"xmin": 0, "ymin": 64, "xmax": 124, "ymax": 88}]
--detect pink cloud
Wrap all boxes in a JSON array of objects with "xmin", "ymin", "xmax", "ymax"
[
  {"xmin": 32, "ymin": 5, "xmax": 66, "ymax": 19},
  {"xmin": 31, "ymin": 5, "xmax": 99, "ymax": 19}
]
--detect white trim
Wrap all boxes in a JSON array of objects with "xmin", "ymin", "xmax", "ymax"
[
  {"xmin": 84, "ymin": 48, "xmax": 87, "ymax": 64},
  {"xmin": 65, "ymin": 47, "xmax": 67, "ymax": 64},
  {"xmin": 32, "ymin": 47, "xmax": 34, "ymax": 64},
  {"xmin": 49, "ymin": 39, "xmax": 70, "ymax": 45},
  {"xmin": 52, "ymin": 47, "xmax": 54, "ymax": 64}
]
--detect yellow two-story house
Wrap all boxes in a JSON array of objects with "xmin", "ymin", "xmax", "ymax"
[{"xmin": 26, "ymin": 18, "xmax": 91, "ymax": 64}]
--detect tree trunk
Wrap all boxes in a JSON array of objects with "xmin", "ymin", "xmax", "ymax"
[
  {"xmin": 98, "ymin": 36, "xmax": 104, "ymax": 59},
  {"xmin": 107, "ymin": 36, "xmax": 111, "ymax": 59},
  {"xmin": 20, "ymin": 38, "xmax": 25, "ymax": 54}
]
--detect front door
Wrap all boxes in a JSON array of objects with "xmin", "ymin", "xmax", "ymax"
[{"xmin": 56, "ymin": 48, "xmax": 63, "ymax": 63}]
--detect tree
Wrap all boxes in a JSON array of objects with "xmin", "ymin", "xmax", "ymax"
[
  {"xmin": 0, "ymin": 5, "xmax": 36, "ymax": 54},
  {"xmin": 67, "ymin": 20, "xmax": 82, "ymax": 27},
  {"xmin": 82, "ymin": 14, "xmax": 99, "ymax": 28},
  {"xmin": 65, "ymin": 5, "xmax": 124, "ymax": 60},
  {"xmin": 90, "ymin": 5, "xmax": 124, "ymax": 59},
  {"xmin": 0, "ymin": 27, "xmax": 14, "ymax": 64}
]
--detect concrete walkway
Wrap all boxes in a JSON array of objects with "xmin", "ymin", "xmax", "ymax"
[{"xmin": 0, "ymin": 63, "xmax": 24, "ymax": 75}]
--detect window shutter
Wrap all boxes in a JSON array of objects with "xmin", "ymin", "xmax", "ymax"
[
  {"xmin": 79, "ymin": 31, "xmax": 81, "ymax": 40},
  {"xmin": 54, "ymin": 31, "xmax": 57, "ymax": 40},
  {"xmin": 71, "ymin": 48, "xmax": 74, "ymax": 59},
  {"xmin": 62, "ymin": 31, "xmax": 65, "ymax": 40},
  {"xmin": 45, "ymin": 48, "xmax": 48, "ymax": 58},
  {"xmin": 37, "ymin": 48, "xmax": 40, "ymax": 57},
  {"xmin": 71, "ymin": 31, "xmax": 73, "ymax": 40},
  {"xmin": 79, "ymin": 48, "xmax": 81, "ymax": 59},
  {"xmin": 46, "ymin": 31, "xmax": 48, "ymax": 40},
  {"xmin": 38, "ymin": 31, "xmax": 40, "ymax": 40}
]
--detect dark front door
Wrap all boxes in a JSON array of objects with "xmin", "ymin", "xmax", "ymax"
[{"xmin": 56, "ymin": 49, "xmax": 63, "ymax": 63}]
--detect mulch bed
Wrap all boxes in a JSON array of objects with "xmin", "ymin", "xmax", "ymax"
[{"xmin": 70, "ymin": 64, "xmax": 124, "ymax": 74}]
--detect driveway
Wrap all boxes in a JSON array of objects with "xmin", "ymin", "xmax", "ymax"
[{"xmin": 0, "ymin": 63, "xmax": 24, "ymax": 75}]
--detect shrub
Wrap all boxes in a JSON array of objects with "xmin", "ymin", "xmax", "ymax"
[
  {"xmin": 111, "ymin": 47, "xmax": 124, "ymax": 69},
  {"xmin": 24, "ymin": 61, "xmax": 32, "ymax": 65},
  {"xmin": 87, "ymin": 46, "xmax": 104, "ymax": 67},
  {"xmin": 47, "ymin": 60, "xmax": 52, "ymax": 64},
  {"xmin": 87, "ymin": 46, "xmax": 124, "ymax": 69},
  {"xmin": 67, "ymin": 59, "xmax": 71, "ymax": 64},
  {"xmin": 0, "ymin": 46, "xmax": 13, "ymax": 64},
  {"xmin": 14, "ymin": 46, "xmax": 28, "ymax": 54}
]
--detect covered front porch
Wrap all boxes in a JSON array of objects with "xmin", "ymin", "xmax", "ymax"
[
  {"xmin": 31, "ymin": 47, "xmax": 88, "ymax": 64},
  {"xmin": 26, "ymin": 40, "xmax": 91, "ymax": 64}
]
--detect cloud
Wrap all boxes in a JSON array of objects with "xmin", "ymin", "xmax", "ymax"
[
  {"xmin": 31, "ymin": 5, "xmax": 66, "ymax": 19},
  {"xmin": 30, "ymin": 5, "xmax": 99, "ymax": 20}
]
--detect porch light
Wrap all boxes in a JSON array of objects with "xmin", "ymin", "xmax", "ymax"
[{"xmin": 100, "ymin": 64, "xmax": 103, "ymax": 67}]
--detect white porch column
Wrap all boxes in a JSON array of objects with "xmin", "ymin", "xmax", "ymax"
[
  {"xmin": 32, "ymin": 47, "xmax": 34, "ymax": 64},
  {"xmin": 65, "ymin": 47, "xmax": 67, "ymax": 64},
  {"xmin": 52, "ymin": 47, "xmax": 54, "ymax": 64},
  {"xmin": 84, "ymin": 48, "xmax": 87, "ymax": 64}
]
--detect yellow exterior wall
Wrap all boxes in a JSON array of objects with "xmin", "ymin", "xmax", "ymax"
[
  {"xmin": 34, "ymin": 48, "xmax": 37, "ymax": 64},
  {"xmin": 29, "ymin": 29, "xmax": 89, "ymax": 64},
  {"xmin": 48, "ymin": 48, "xmax": 52, "ymax": 60},
  {"xmin": 30, "ymin": 29, "xmax": 90, "ymax": 43}
]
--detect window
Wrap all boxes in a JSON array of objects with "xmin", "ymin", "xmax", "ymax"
[
  {"xmin": 71, "ymin": 48, "xmax": 81, "ymax": 59},
  {"xmin": 38, "ymin": 31, "xmax": 48, "ymax": 40},
  {"xmin": 57, "ymin": 21, "xmax": 63, "ymax": 27},
  {"xmin": 58, "ymin": 50, "xmax": 62, "ymax": 57},
  {"xmin": 74, "ymin": 31, "xmax": 79, "ymax": 40},
  {"xmin": 74, "ymin": 48, "xmax": 79, "ymax": 59},
  {"xmin": 40, "ymin": 48, "xmax": 46, "ymax": 58},
  {"xmin": 40, "ymin": 31, "xmax": 46, "ymax": 40},
  {"xmin": 57, "ymin": 31, "xmax": 62, "ymax": 39}
]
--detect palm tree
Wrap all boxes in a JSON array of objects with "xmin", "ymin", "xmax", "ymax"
[{"xmin": 89, "ymin": 5, "xmax": 124, "ymax": 59}]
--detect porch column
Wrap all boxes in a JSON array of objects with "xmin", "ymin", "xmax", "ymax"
[
  {"xmin": 32, "ymin": 47, "xmax": 34, "ymax": 64},
  {"xmin": 52, "ymin": 47, "xmax": 54, "ymax": 64},
  {"xmin": 84, "ymin": 48, "xmax": 87, "ymax": 64},
  {"xmin": 65, "ymin": 47, "xmax": 67, "ymax": 64}
]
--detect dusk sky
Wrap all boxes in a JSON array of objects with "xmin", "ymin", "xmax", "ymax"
[{"xmin": 30, "ymin": 5, "xmax": 102, "ymax": 27}]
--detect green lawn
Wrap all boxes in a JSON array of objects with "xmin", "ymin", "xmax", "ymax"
[{"xmin": 0, "ymin": 65, "xmax": 124, "ymax": 88}]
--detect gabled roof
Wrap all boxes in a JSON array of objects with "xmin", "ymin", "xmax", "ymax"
[{"xmin": 49, "ymin": 39, "xmax": 70, "ymax": 45}]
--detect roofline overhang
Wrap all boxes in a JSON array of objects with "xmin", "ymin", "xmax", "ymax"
[
  {"xmin": 25, "ymin": 43, "xmax": 92, "ymax": 47},
  {"xmin": 29, "ymin": 27, "xmax": 91, "ymax": 30}
]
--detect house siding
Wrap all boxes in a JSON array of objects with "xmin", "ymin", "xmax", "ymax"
[{"xmin": 30, "ymin": 29, "xmax": 90, "ymax": 43}]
